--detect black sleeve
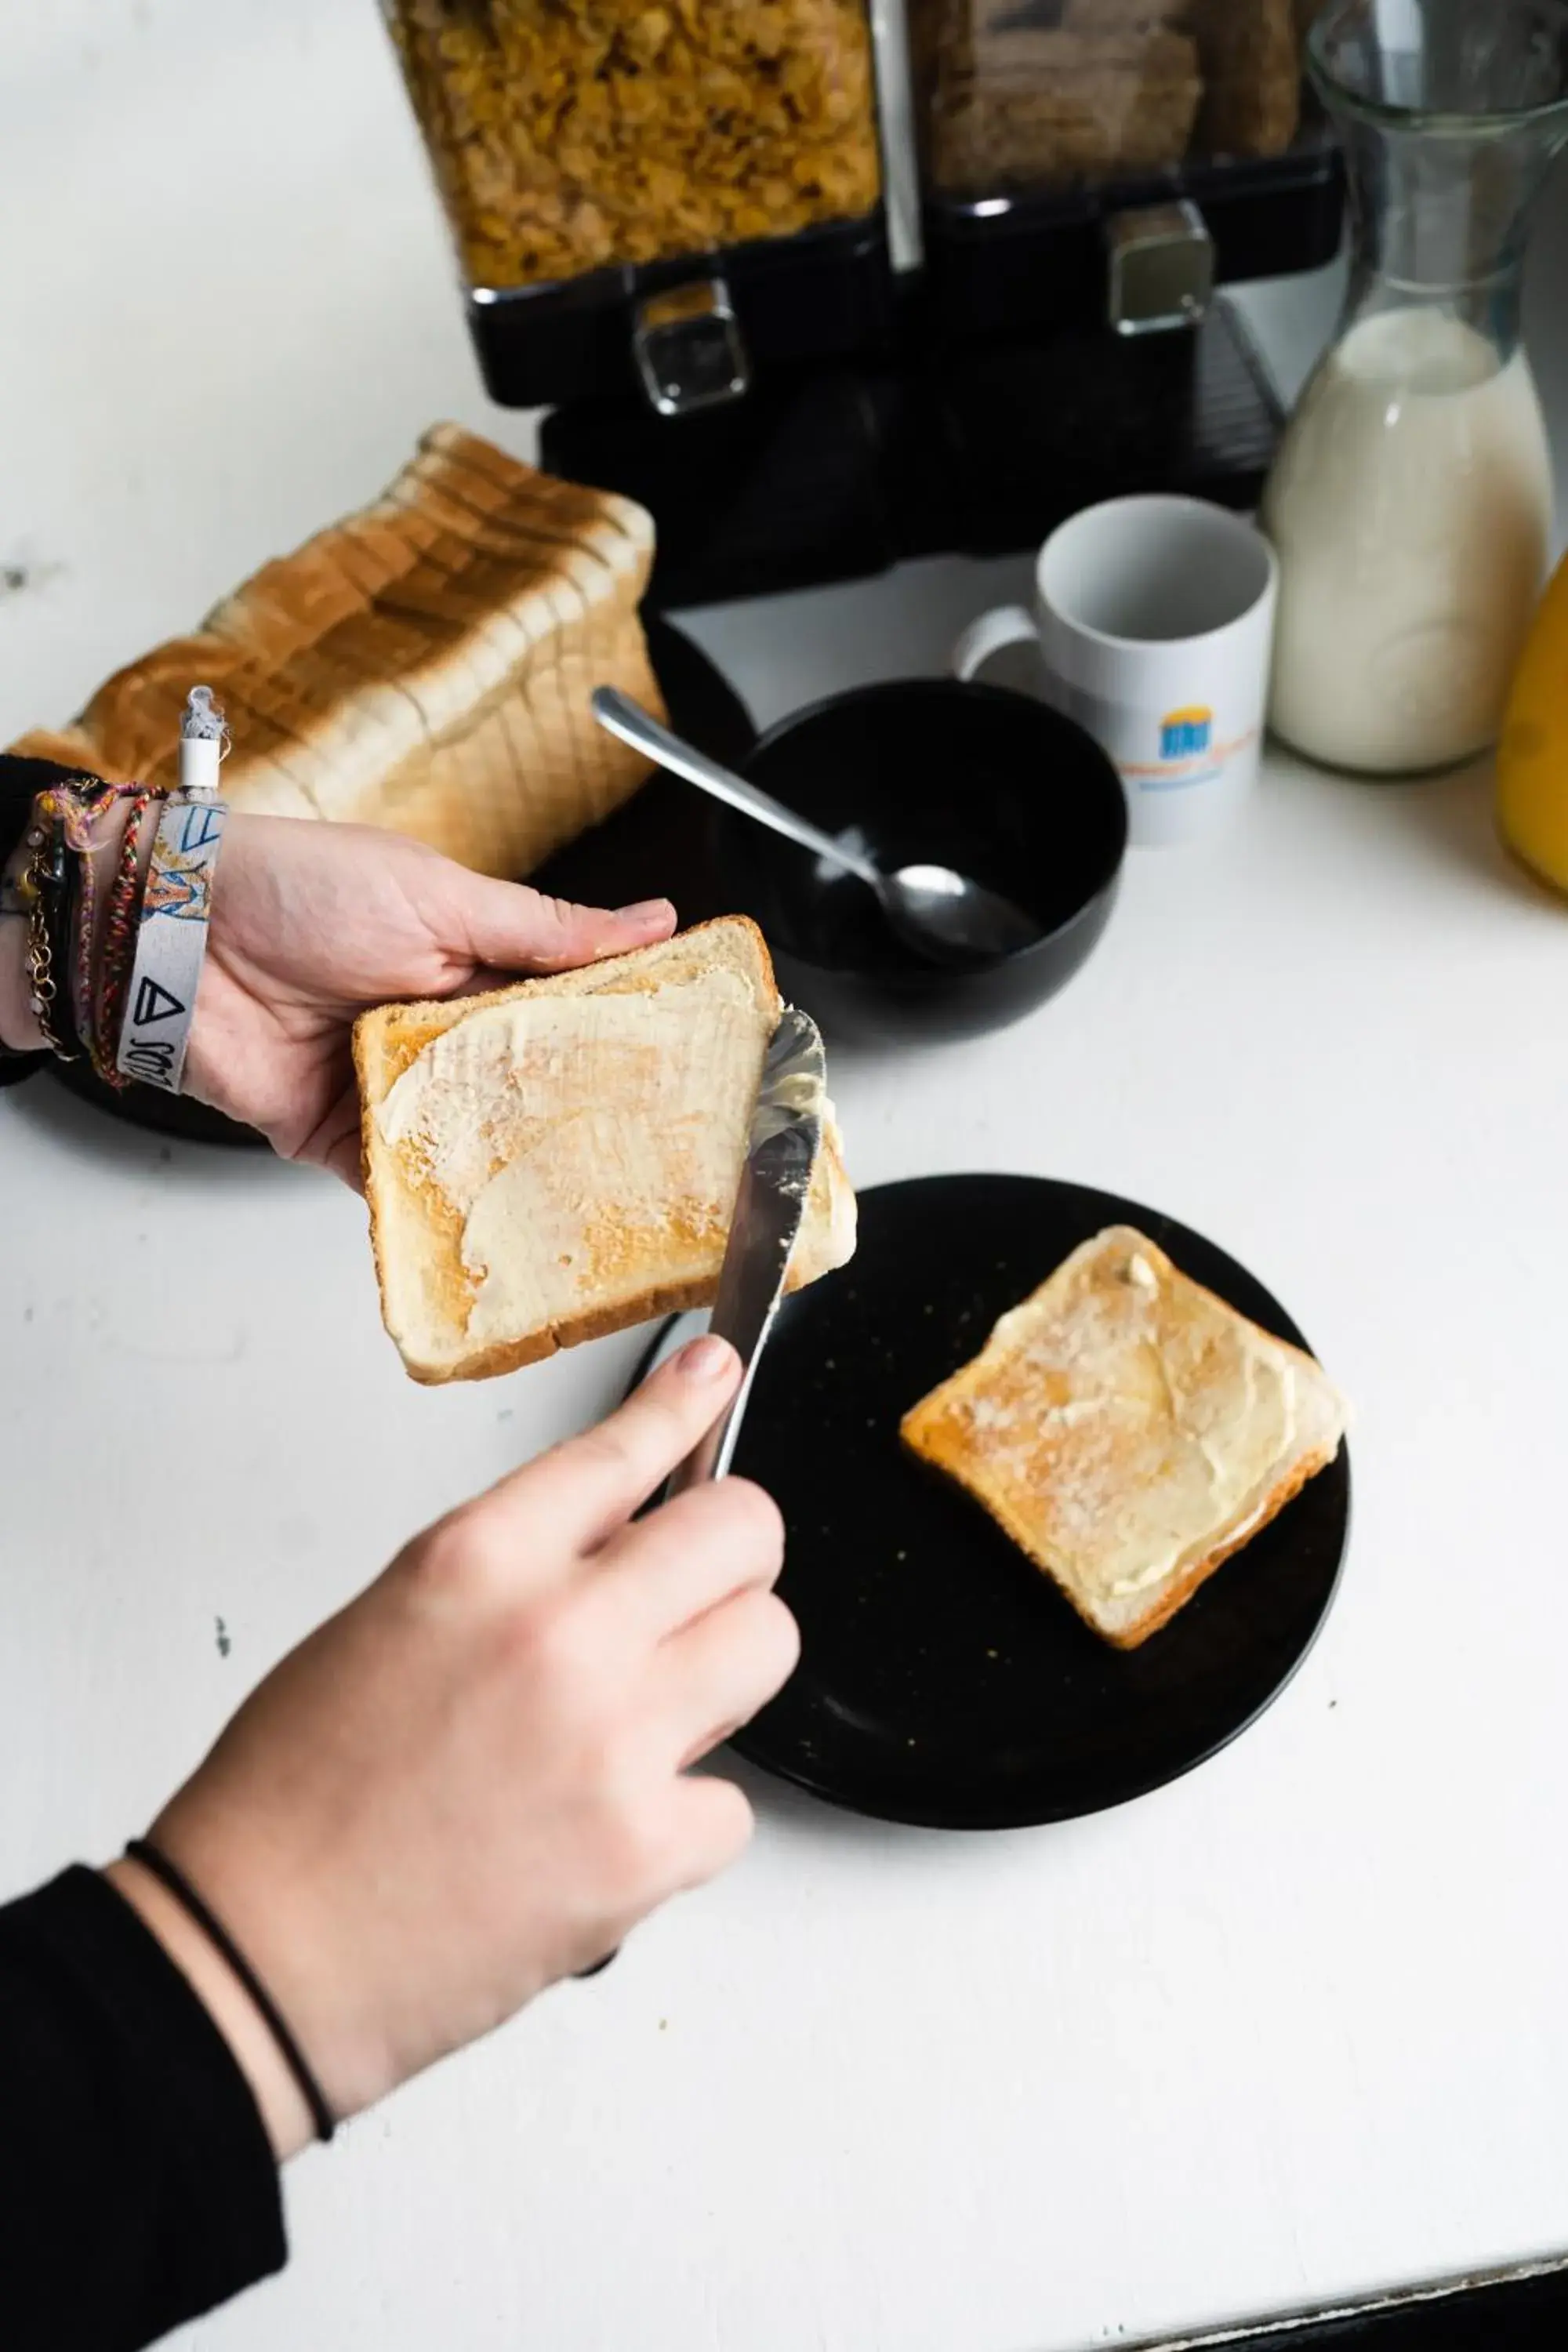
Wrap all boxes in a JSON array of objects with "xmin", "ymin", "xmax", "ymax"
[
  {"xmin": 1, "ymin": 754, "xmax": 96, "ymax": 858},
  {"xmin": 2, "ymin": 753, "xmax": 89, "ymax": 1087},
  {"xmin": 0, "ymin": 1867, "xmax": 288, "ymax": 2351}
]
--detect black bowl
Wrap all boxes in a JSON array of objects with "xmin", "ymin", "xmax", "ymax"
[{"xmin": 711, "ymin": 679, "xmax": 1127, "ymax": 1047}]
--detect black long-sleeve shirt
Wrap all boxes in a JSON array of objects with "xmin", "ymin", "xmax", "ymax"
[
  {"xmin": 0, "ymin": 1867, "xmax": 286, "ymax": 2349},
  {"xmin": 4, "ymin": 757, "xmax": 287, "ymax": 2340},
  {"xmin": 3, "ymin": 756, "xmax": 287, "ymax": 2339}
]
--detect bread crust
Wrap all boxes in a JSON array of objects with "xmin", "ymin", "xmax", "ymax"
[
  {"xmin": 901, "ymin": 1227, "xmax": 1345, "ymax": 1648},
  {"xmin": 905, "ymin": 1417, "xmax": 1339, "ymax": 1650},
  {"xmin": 8, "ymin": 424, "xmax": 662, "ymax": 880}
]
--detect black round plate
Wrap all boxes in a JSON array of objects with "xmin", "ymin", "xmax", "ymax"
[
  {"xmin": 639, "ymin": 1175, "xmax": 1350, "ymax": 1831},
  {"xmin": 42, "ymin": 616, "xmax": 751, "ymax": 1150}
]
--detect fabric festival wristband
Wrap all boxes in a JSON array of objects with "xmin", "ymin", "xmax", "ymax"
[{"xmin": 115, "ymin": 794, "xmax": 229, "ymax": 1093}]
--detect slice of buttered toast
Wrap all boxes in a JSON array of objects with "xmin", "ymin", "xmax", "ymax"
[
  {"xmin": 355, "ymin": 916, "xmax": 856, "ymax": 1385},
  {"xmin": 902, "ymin": 1227, "xmax": 1346, "ymax": 1649}
]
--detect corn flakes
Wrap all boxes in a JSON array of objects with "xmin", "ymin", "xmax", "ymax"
[{"xmin": 384, "ymin": 0, "xmax": 884, "ymax": 290}]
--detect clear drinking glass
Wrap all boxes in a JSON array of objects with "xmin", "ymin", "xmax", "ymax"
[{"xmin": 1261, "ymin": 0, "xmax": 1568, "ymax": 775}]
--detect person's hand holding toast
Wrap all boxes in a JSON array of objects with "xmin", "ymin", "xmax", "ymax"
[{"xmin": 181, "ymin": 812, "xmax": 676, "ymax": 1180}]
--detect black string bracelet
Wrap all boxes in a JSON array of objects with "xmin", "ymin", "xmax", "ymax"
[{"xmin": 125, "ymin": 1838, "xmax": 336, "ymax": 2145}]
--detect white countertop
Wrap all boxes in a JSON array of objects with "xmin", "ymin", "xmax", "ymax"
[{"xmin": 5, "ymin": 7, "xmax": 1568, "ymax": 2350}]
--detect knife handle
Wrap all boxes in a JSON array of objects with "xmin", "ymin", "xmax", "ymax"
[
  {"xmin": 665, "ymin": 1308, "xmax": 778, "ymax": 1495},
  {"xmin": 665, "ymin": 1399, "xmax": 740, "ymax": 1496}
]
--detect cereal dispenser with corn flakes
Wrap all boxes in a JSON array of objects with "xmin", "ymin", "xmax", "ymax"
[{"xmin": 383, "ymin": 0, "xmax": 891, "ymax": 412}]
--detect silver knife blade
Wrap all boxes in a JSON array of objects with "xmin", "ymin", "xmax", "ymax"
[{"xmin": 666, "ymin": 1006, "xmax": 826, "ymax": 1491}]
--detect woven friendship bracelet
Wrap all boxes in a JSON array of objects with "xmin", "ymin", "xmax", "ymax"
[
  {"xmin": 114, "ymin": 793, "xmax": 229, "ymax": 1094},
  {"xmin": 91, "ymin": 786, "xmax": 156, "ymax": 1086},
  {"xmin": 67, "ymin": 790, "xmax": 124, "ymax": 1053}
]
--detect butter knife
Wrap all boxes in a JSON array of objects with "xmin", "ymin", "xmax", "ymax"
[
  {"xmin": 666, "ymin": 1005, "xmax": 826, "ymax": 1492},
  {"xmin": 573, "ymin": 1011, "xmax": 824, "ymax": 1983}
]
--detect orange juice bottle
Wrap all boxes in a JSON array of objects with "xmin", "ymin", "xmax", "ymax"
[{"xmin": 1498, "ymin": 550, "xmax": 1568, "ymax": 893}]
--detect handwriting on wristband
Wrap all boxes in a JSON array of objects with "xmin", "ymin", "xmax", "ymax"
[{"xmin": 115, "ymin": 797, "xmax": 228, "ymax": 1094}]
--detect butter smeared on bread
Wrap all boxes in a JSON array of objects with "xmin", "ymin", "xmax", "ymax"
[
  {"xmin": 10, "ymin": 425, "xmax": 662, "ymax": 880},
  {"xmin": 355, "ymin": 917, "xmax": 855, "ymax": 1385},
  {"xmin": 901, "ymin": 1227, "xmax": 1345, "ymax": 1649}
]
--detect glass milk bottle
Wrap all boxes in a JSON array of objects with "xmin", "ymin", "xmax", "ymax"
[{"xmin": 1262, "ymin": 0, "xmax": 1568, "ymax": 776}]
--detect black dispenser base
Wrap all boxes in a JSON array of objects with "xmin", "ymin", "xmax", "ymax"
[{"xmin": 540, "ymin": 300, "xmax": 1285, "ymax": 608}]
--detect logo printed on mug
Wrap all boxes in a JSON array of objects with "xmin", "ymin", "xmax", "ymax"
[{"xmin": 1160, "ymin": 706, "xmax": 1214, "ymax": 760}]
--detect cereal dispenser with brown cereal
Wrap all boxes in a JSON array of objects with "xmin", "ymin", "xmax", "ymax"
[{"xmin": 911, "ymin": 0, "xmax": 1338, "ymax": 341}]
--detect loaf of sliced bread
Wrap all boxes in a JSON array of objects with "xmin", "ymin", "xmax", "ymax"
[
  {"xmin": 9, "ymin": 425, "xmax": 662, "ymax": 880},
  {"xmin": 355, "ymin": 916, "xmax": 857, "ymax": 1385},
  {"xmin": 902, "ymin": 1226, "xmax": 1345, "ymax": 1648}
]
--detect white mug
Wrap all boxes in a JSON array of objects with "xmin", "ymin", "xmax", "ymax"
[{"xmin": 953, "ymin": 495, "xmax": 1279, "ymax": 848}]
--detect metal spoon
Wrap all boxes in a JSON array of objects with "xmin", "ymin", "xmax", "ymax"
[{"xmin": 591, "ymin": 688, "xmax": 1042, "ymax": 966}]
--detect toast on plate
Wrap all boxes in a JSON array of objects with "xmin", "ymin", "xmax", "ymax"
[{"xmin": 901, "ymin": 1225, "xmax": 1346, "ymax": 1648}]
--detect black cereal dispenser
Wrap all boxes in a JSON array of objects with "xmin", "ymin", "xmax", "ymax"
[
  {"xmin": 382, "ymin": 1, "xmax": 1343, "ymax": 604},
  {"xmin": 381, "ymin": 0, "xmax": 892, "ymax": 409}
]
